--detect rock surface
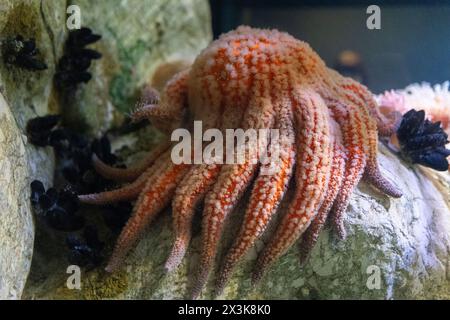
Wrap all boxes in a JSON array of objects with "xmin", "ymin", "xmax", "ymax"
[
  {"xmin": 0, "ymin": 0, "xmax": 211, "ymax": 299},
  {"xmin": 0, "ymin": 0, "xmax": 62, "ymax": 299},
  {"xmin": 61, "ymin": 0, "xmax": 212, "ymax": 133},
  {"xmin": 23, "ymin": 140, "xmax": 450, "ymax": 299},
  {"xmin": 0, "ymin": 93, "xmax": 34, "ymax": 299}
]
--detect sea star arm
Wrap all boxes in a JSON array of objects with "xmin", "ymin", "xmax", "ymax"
[
  {"xmin": 91, "ymin": 142, "xmax": 171, "ymax": 182},
  {"xmin": 339, "ymin": 83, "xmax": 402, "ymax": 198},
  {"xmin": 164, "ymin": 163, "xmax": 221, "ymax": 272},
  {"xmin": 214, "ymin": 103, "xmax": 295, "ymax": 296},
  {"xmin": 140, "ymin": 84, "xmax": 160, "ymax": 105},
  {"xmin": 78, "ymin": 175, "xmax": 145, "ymax": 205},
  {"xmin": 165, "ymin": 103, "xmax": 244, "ymax": 273},
  {"xmin": 78, "ymin": 150, "xmax": 172, "ymax": 205},
  {"xmin": 191, "ymin": 96, "xmax": 275, "ymax": 299},
  {"xmin": 326, "ymin": 99, "xmax": 368, "ymax": 239},
  {"xmin": 252, "ymin": 89, "xmax": 333, "ymax": 284},
  {"xmin": 340, "ymin": 79, "xmax": 398, "ymax": 136},
  {"xmin": 299, "ymin": 140, "xmax": 346, "ymax": 264},
  {"xmin": 363, "ymin": 115, "xmax": 402, "ymax": 198},
  {"xmin": 131, "ymin": 85, "xmax": 160, "ymax": 122},
  {"xmin": 105, "ymin": 161, "xmax": 189, "ymax": 272},
  {"xmin": 343, "ymin": 85, "xmax": 403, "ymax": 198},
  {"xmin": 131, "ymin": 69, "xmax": 190, "ymax": 133},
  {"xmin": 363, "ymin": 164, "xmax": 402, "ymax": 198},
  {"xmin": 130, "ymin": 104, "xmax": 166, "ymax": 122}
]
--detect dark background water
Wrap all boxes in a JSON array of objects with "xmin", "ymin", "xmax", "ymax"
[{"xmin": 209, "ymin": 0, "xmax": 450, "ymax": 93}]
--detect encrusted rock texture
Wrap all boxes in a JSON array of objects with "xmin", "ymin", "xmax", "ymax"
[
  {"xmin": 61, "ymin": 0, "xmax": 212, "ymax": 133},
  {"xmin": 0, "ymin": 0, "xmax": 62, "ymax": 299},
  {"xmin": 0, "ymin": 0, "xmax": 211, "ymax": 299}
]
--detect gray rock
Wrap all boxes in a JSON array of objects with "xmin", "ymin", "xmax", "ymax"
[
  {"xmin": 0, "ymin": 93, "xmax": 54, "ymax": 299},
  {"xmin": 0, "ymin": 0, "xmax": 63, "ymax": 299}
]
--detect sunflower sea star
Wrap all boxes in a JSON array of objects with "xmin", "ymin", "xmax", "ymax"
[{"xmin": 78, "ymin": 26, "xmax": 402, "ymax": 299}]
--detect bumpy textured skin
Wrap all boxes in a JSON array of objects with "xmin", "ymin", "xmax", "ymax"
[
  {"xmin": 299, "ymin": 126, "xmax": 346, "ymax": 265},
  {"xmin": 78, "ymin": 26, "xmax": 402, "ymax": 298}
]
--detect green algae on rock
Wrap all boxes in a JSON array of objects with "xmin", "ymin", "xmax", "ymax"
[{"xmin": 61, "ymin": 0, "xmax": 212, "ymax": 133}]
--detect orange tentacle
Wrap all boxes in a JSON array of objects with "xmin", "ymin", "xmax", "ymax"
[
  {"xmin": 165, "ymin": 102, "xmax": 244, "ymax": 273},
  {"xmin": 191, "ymin": 96, "xmax": 275, "ymax": 299},
  {"xmin": 326, "ymin": 99, "xmax": 367, "ymax": 239},
  {"xmin": 214, "ymin": 103, "xmax": 295, "ymax": 297},
  {"xmin": 165, "ymin": 163, "xmax": 221, "ymax": 272},
  {"xmin": 299, "ymin": 141, "xmax": 346, "ymax": 264},
  {"xmin": 78, "ymin": 150, "xmax": 171, "ymax": 205},
  {"xmin": 105, "ymin": 161, "xmax": 189, "ymax": 272},
  {"xmin": 252, "ymin": 89, "xmax": 333, "ymax": 284},
  {"xmin": 342, "ymin": 82, "xmax": 402, "ymax": 198},
  {"xmin": 92, "ymin": 142, "xmax": 171, "ymax": 182},
  {"xmin": 133, "ymin": 69, "xmax": 190, "ymax": 134}
]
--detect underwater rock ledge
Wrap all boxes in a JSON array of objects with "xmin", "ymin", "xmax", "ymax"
[{"xmin": 0, "ymin": 0, "xmax": 63, "ymax": 299}]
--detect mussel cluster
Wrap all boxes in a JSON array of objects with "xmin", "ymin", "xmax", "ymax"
[
  {"xmin": 397, "ymin": 109, "xmax": 450, "ymax": 171},
  {"xmin": 27, "ymin": 114, "xmax": 131, "ymax": 267},
  {"xmin": 55, "ymin": 27, "xmax": 102, "ymax": 89}
]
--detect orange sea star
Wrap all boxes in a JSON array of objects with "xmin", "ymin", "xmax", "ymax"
[{"xmin": 78, "ymin": 26, "xmax": 402, "ymax": 299}]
